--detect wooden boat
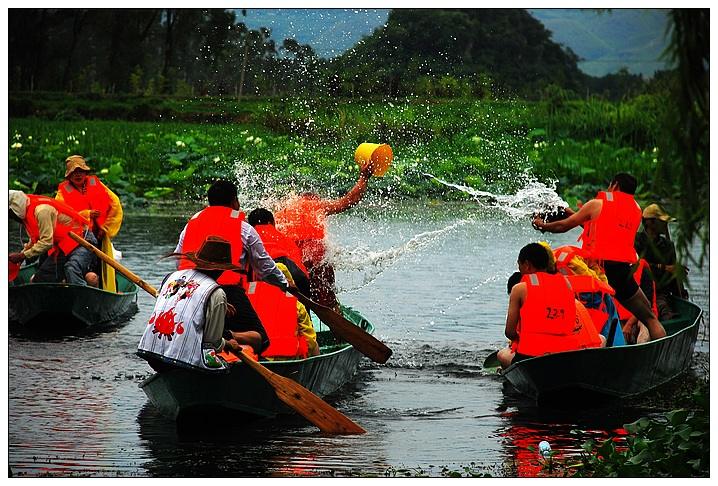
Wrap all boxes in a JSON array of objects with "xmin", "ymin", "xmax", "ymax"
[
  {"xmin": 9, "ymin": 262, "xmax": 139, "ymax": 328},
  {"xmin": 501, "ymin": 296, "xmax": 702, "ymax": 405},
  {"xmin": 139, "ymin": 305, "xmax": 372, "ymax": 421}
]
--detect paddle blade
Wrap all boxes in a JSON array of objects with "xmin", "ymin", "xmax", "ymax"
[
  {"xmin": 482, "ymin": 350, "xmax": 500, "ymax": 371},
  {"xmin": 9, "ymin": 261, "xmax": 20, "ymax": 281},
  {"xmin": 234, "ymin": 350, "xmax": 365, "ymax": 435},
  {"xmin": 290, "ymin": 289, "xmax": 392, "ymax": 364},
  {"xmin": 270, "ymin": 374, "xmax": 366, "ymax": 435}
]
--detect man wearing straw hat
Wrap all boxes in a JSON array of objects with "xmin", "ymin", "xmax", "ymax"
[
  {"xmin": 138, "ymin": 236, "xmax": 247, "ymax": 372},
  {"xmin": 56, "ymin": 155, "xmax": 123, "ymax": 291},
  {"xmin": 635, "ymin": 203, "xmax": 686, "ymax": 320}
]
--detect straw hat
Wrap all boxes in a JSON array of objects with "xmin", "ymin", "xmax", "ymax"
[
  {"xmin": 166, "ymin": 236, "xmax": 241, "ymax": 271},
  {"xmin": 642, "ymin": 203, "xmax": 676, "ymax": 222},
  {"xmin": 8, "ymin": 190, "xmax": 28, "ymax": 219},
  {"xmin": 65, "ymin": 155, "xmax": 91, "ymax": 178}
]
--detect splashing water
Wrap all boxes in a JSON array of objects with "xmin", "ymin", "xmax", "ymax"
[
  {"xmin": 331, "ymin": 218, "xmax": 473, "ymax": 293},
  {"xmin": 423, "ymin": 172, "xmax": 568, "ymax": 220}
]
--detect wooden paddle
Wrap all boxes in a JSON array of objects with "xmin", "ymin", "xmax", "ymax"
[
  {"xmin": 286, "ymin": 287, "xmax": 393, "ymax": 364},
  {"xmin": 68, "ymin": 232, "xmax": 366, "ymax": 435}
]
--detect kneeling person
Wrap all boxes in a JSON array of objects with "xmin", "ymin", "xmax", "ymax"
[{"xmin": 138, "ymin": 236, "xmax": 243, "ymax": 372}]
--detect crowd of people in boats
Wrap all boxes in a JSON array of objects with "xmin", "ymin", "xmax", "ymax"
[
  {"xmin": 8, "ymin": 153, "xmax": 374, "ymax": 370},
  {"xmin": 497, "ymin": 173, "xmax": 687, "ymax": 368},
  {"xmin": 8, "ymin": 156, "xmax": 685, "ymax": 372}
]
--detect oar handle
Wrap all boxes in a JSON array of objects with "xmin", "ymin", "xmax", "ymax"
[{"xmin": 68, "ymin": 232, "xmax": 158, "ymax": 297}]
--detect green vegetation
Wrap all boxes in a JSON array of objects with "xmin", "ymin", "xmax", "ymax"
[{"xmin": 8, "ymin": 95, "xmax": 667, "ymax": 208}]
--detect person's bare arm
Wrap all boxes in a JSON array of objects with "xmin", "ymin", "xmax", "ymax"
[
  {"xmin": 533, "ymin": 199, "xmax": 600, "ymax": 233},
  {"xmin": 321, "ymin": 166, "xmax": 372, "ymax": 216},
  {"xmin": 505, "ymin": 283, "xmax": 525, "ymax": 341}
]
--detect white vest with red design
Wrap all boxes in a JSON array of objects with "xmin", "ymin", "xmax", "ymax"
[{"xmin": 137, "ymin": 269, "xmax": 222, "ymax": 371}]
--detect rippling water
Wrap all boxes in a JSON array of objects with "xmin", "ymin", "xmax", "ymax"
[{"xmin": 7, "ymin": 200, "xmax": 709, "ymax": 477}]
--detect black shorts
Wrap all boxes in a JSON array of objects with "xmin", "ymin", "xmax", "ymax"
[
  {"xmin": 221, "ymin": 285, "xmax": 270, "ymax": 353},
  {"xmin": 603, "ymin": 260, "xmax": 640, "ymax": 300}
]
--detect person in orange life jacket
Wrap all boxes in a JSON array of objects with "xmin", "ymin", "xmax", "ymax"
[
  {"xmin": 635, "ymin": 203, "xmax": 686, "ymax": 318},
  {"xmin": 497, "ymin": 243, "xmax": 602, "ymax": 369},
  {"xmin": 532, "ymin": 173, "xmax": 666, "ymax": 341},
  {"xmin": 55, "ymin": 155, "xmax": 124, "ymax": 291},
  {"xmin": 173, "ymin": 180, "xmax": 290, "ymax": 355},
  {"xmin": 274, "ymin": 161, "xmax": 374, "ymax": 310},
  {"xmin": 140, "ymin": 236, "xmax": 246, "ymax": 373},
  {"xmin": 8, "ymin": 190, "xmax": 97, "ymax": 286},
  {"xmin": 247, "ymin": 207, "xmax": 311, "ymax": 298},
  {"xmin": 548, "ymin": 243, "xmax": 626, "ymax": 346},
  {"xmin": 249, "ymin": 262, "xmax": 320, "ymax": 361}
]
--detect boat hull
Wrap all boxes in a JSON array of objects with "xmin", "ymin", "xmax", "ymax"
[
  {"xmin": 139, "ymin": 306, "xmax": 372, "ymax": 421},
  {"xmin": 503, "ymin": 296, "xmax": 702, "ymax": 404},
  {"xmin": 9, "ymin": 262, "xmax": 139, "ymax": 328}
]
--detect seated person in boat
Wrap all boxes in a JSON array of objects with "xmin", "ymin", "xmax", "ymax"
[
  {"xmin": 532, "ymin": 173, "xmax": 666, "ymax": 341},
  {"xmin": 8, "ymin": 190, "xmax": 98, "ymax": 286},
  {"xmin": 244, "ymin": 262, "xmax": 320, "ymax": 361},
  {"xmin": 549, "ymin": 244, "xmax": 625, "ymax": 346},
  {"xmin": 138, "ymin": 236, "xmax": 251, "ymax": 372},
  {"xmin": 247, "ymin": 208, "xmax": 311, "ymax": 298},
  {"xmin": 497, "ymin": 243, "xmax": 603, "ymax": 369},
  {"xmin": 173, "ymin": 180, "xmax": 290, "ymax": 356},
  {"xmin": 635, "ymin": 203, "xmax": 687, "ymax": 318},
  {"xmin": 56, "ymin": 155, "xmax": 124, "ymax": 291}
]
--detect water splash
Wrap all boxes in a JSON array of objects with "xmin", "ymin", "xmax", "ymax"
[
  {"xmin": 423, "ymin": 172, "xmax": 568, "ymax": 220},
  {"xmin": 332, "ymin": 218, "xmax": 473, "ymax": 293}
]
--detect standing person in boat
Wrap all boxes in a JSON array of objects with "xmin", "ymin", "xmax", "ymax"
[
  {"xmin": 8, "ymin": 190, "xmax": 97, "ymax": 285},
  {"xmin": 173, "ymin": 179, "xmax": 290, "ymax": 356},
  {"xmin": 497, "ymin": 243, "xmax": 602, "ymax": 369},
  {"xmin": 56, "ymin": 155, "xmax": 124, "ymax": 291},
  {"xmin": 138, "ymin": 236, "xmax": 248, "ymax": 372},
  {"xmin": 273, "ymin": 160, "xmax": 375, "ymax": 310},
  {"xmin": 531, "ymin": 173, "xmax": 666, "ymax": 341},
  {"xmin": 247, "ymin": 207, "xmax": 310, "ymax": 297}
]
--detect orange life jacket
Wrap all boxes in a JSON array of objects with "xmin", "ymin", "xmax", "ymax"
[
  {"xmin": 217, "ymin": 344, "xmax": 258, "ymax": 363},
  {"xmin": 275, "ymin": 197, "xmax": 327, "ymax": 242},
  {"xmin": 24, "ymin": 195, "xmax": 90, "ymax": 255},
  {"xmin": 179, "ymin": 206, "xmax": 246, "ymax": 286},
  {"xmin": 246, "ymin": 280, "xmax": 308, "ymax": 359},
  {"xmin": 578, "ymin": 191, "xmax": 641, "ymax": 263},
  {"xmin": 615, "ymin": 258, "xmax": 659, "ymax": 320},
  {"xmin": 254, "ymin": 223, "xmax": 309, "ymax": 275},
  {"xmin": 57, "ymin": 176, "xmax": 112, "ymax": 231},
  {"xmin": 575, "ymin": 300, "xmax": 604, "ymax": 349},
  {"xmin": 553, "ymin": 245, "xmax": 586, "ymax": 276},
  {"xmin": 566, "ymin": 274, "xmax": 615, "ymax": 334},
  {"xmin": 516, "ymin": 272, "xmax": 579, "ymax": 357}
]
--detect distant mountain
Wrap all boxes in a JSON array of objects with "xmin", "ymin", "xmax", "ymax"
[
  {"xmin": 240, "ymin": 8, "xmax": 672, "ymax": 77},
  {"xmin": 239, "ymin": 8, "xmax": 390, "ymax": 58},
  {"xmin": 529, "ymin": 9, "xmax": 673, "ymax": 77}
]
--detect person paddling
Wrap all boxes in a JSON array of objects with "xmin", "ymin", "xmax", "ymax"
[
  {"xmin": 9, "ymin": 190, "xmax": 97, "ymax": 286},
  {"xmin": 532, "ymin": 173, "xmax": 666, "ymax": 341},
  {"xmin": 138, "ymin": 236, "xmax": 248, "ymax": 372},
  {"xmin": 56, "ymin": 155, "xmax": 123, "ymax": 290}
]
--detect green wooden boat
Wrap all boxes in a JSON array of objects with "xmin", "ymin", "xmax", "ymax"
[
  {"xmin": 502, "ymin": 296, "xmax": 702, "ymax": 405},
  {"xmin": 139, "ymin": 305, "xmax": 372, "ymax": 422},
  {"xmin": 9, "ymin": 262, "xmax": 139, "ymax": 328}
]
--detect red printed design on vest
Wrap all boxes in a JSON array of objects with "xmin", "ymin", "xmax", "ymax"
[{"xmin": 148, "ymin": 308, "xmax": 185, "ymax": 340}]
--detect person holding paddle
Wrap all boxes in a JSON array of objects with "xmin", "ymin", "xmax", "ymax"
[
  {"xmin": 173, "ymin": 179, "xmax": 290, "ymax": 355},
  {"xmin": 532, "ymin": 173, "xmax": 666, "ymax": 341},
  {"xmin": 55, "ymin": 155, "xmax": 123, "ymax": 291},
  {"xmin": 8, "ymin": 190, "xmax": 97, "ymax": 285}
]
